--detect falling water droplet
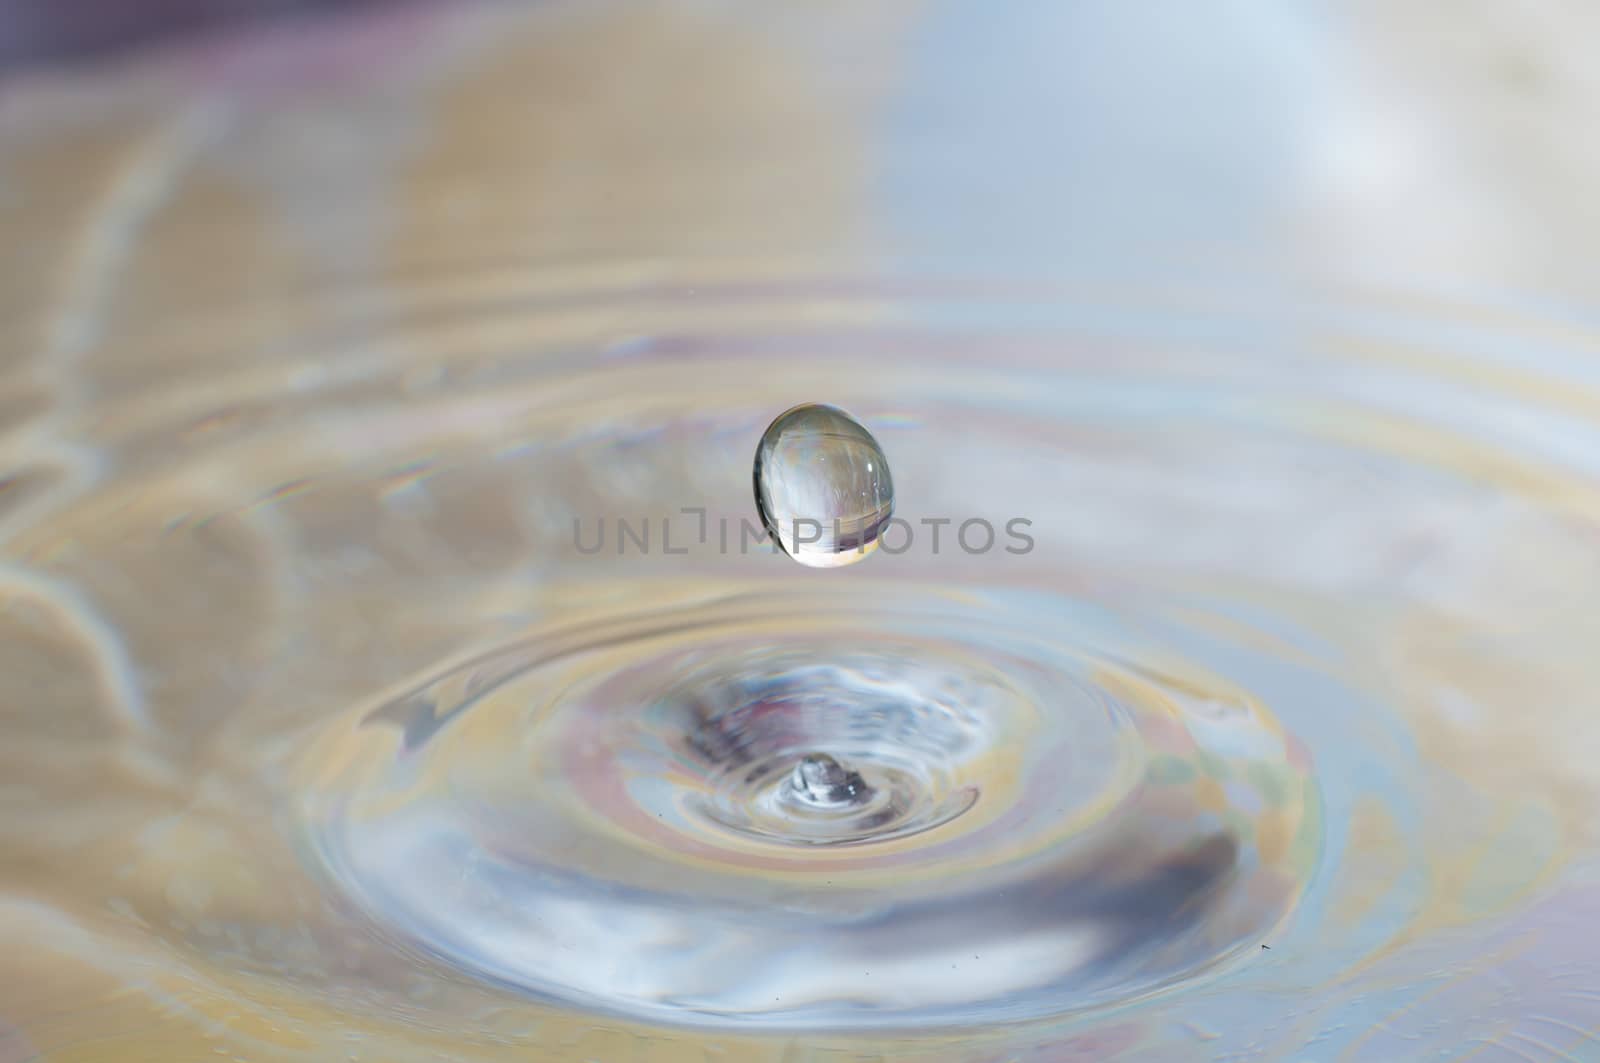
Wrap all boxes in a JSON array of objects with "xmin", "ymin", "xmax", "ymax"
[{"xmin": 753, "ymin": 403, "xmax": 894, "ymax": 567}]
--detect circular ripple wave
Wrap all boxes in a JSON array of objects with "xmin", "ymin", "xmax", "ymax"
[{"xmin": 297, "ymin": 585, "xmax": 1317, "ymax": 1029}]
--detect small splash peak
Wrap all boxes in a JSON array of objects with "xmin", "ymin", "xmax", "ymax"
[{"xmin": 789, "ymin": 753, "xmax": 873, "ymax": 809}]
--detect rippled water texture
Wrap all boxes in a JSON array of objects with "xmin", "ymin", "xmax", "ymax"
[{"xmin": 3, "ymin": 2, "xmax": 1600, "ymax": 1061}]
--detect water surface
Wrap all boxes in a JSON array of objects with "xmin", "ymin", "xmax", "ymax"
[{"xmin": 1, "ymin": 3, "xmax": 1598, "ymax": 1060}]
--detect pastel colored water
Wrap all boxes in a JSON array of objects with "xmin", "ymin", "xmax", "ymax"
[{"xmin": 2, "ymin": 3, "xmax": 1599, "ymax": 1061}]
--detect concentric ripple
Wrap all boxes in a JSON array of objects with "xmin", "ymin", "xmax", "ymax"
[
  {"xmin": 11, "ymin": 268, "xmax": 1600, "ymax": 1059},
  {"xmin": 298, "ymin": 587, "xmax": 1317, "ymax": 1029},
  {"xmin": 10, "ymin": 0, "xmax": 1600, "ymax": 1056}
]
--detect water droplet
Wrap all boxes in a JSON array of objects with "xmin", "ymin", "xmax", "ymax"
[
  {"xmin": 753, "ymin": 403, "xmax": 893, "ymax": 568},
  {"xmin": 789, "ymin": 752, "xmax": 872, "ymax": 809}
]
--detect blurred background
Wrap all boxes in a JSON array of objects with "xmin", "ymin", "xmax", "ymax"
[
  {"xmin": 6, "ymin": 0, "xmax": 1600, "ymax": 310},
  {"xmin": 0, "ymin": 0, "xmax": 377, "ymax": 67}
]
